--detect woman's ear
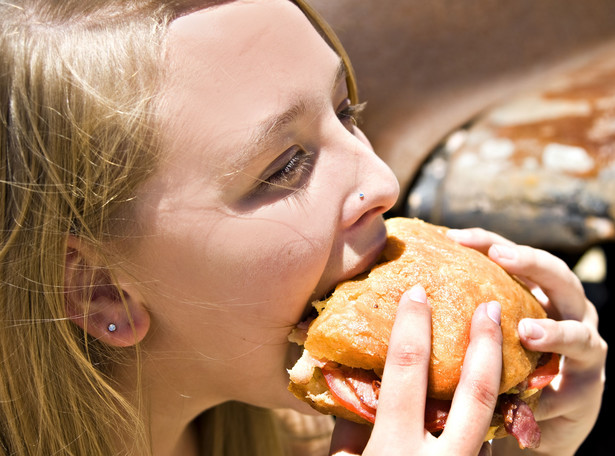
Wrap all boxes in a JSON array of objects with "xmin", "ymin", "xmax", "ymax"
[{"xmin": 64, "ymin": 236, "xmax": 150, "ymax": 347}]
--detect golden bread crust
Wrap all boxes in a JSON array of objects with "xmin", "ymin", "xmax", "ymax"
[{"xmin": 304, "ymin": 217, "xmax": 546, "ymax": 399}]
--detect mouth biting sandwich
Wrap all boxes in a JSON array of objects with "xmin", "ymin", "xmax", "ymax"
[{"xmin": 288, "ymin": 217, "xmax": 559, "ymax": 449}]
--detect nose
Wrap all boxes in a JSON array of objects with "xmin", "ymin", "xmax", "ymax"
[{"xmin": 340, "ymin": 128, "xmax": 400, "ymax": 228}]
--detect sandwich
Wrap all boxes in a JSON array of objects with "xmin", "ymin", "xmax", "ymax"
[{"xmin": 288, "ymin": 217, "xmax": 559, "ymax": 449}]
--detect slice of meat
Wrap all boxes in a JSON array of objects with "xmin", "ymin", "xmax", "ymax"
[
  {"xmin": 424, "ymin": 398, "xmax": 451, "ymax": 433},
  {"xmin": 321, "ymin": 362, "xmax": 542, "ymax": 448},
  {"xmin": 500, "ymin": 395, "xmax": 542, "ymax": 449}
]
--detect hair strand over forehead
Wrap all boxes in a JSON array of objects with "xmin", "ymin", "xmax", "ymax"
[{"xmin": 293, "ymin": 0, "xmax": 359, "ymax": 103}]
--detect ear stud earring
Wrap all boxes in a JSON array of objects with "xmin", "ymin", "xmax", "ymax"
[
  {"xmin": 359, "ymin": 192, "xmax": 365, "ymax": 200},
  {"xmin": 107, "ymin": 323, "xmax": 117, "ymax": 332}
]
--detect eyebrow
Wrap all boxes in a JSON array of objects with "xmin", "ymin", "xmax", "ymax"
[
  {"xmin": 221, "ymin": 59, "xmax": 347, "ymax": 183},
  {"xmin": 249, "ymin": 58, "xmax": 346, "ymax": 150}
]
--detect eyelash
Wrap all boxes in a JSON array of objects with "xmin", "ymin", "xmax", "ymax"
[
  {"xmin": 337, "ymin": 100, "xmax": 366, "ymax": 128},
  {"xmin": 257, "ymin": 100, "xmax": 366, "ymax": 194},
  {"xmin": 261, "ymin": 147, "xmax": 313, "ymax": 191}
]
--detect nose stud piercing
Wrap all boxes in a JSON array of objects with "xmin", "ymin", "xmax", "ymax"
[
  {"xmin": 107, "ymin": 323, "xmax": 117, "ymax": 332},
  {"xmin": 359, "ymin": 192, "xmax": 365, "ymax": 200}
]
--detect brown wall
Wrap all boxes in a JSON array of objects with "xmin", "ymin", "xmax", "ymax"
[{"xmin": 311, "ymin": 0, "xmax": 615, "ymax": 201}]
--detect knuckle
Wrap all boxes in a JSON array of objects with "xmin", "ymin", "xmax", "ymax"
[
  {"xmin": 467, "ymin": 379, "xmax": 499, "ymax": 411},
  {"xmin": 533, "ymin": 247, "xmax": 569, "ymax": 277},
  {"xmin": 572, "ymin": 324, "xmax": 593, "ymax": 350},
  {"xmin": 532, "ymin": 247, "xmax": 556, "ymax": 269},
  {"xmin": 389, "ymin": 343, "xmax": 429, "ymax": 369},
  {"xmin": 595, "ymin": 334, "xmax": 608, "ymax": 361},
  {"xmin": 584, "ymin": 301, "xmax": 599, "ymax": 327},
  {"xmin": 569, "ymin": 272, "xmax": 585, "ymax": 295},
  {"xmin": 580, "ymin": 325, "xmax": 604, "ymax": 358},
  {"xmin": 599, "ymin": 342, "xmax": 608, "ymax": 367},
  {"xmin": 567, "ymin": 324, "xmax": 608, "ymax": 369}
]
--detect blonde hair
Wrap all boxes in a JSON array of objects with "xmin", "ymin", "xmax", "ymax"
[{"xmin": 0, "ymin": 1, "xmax": 355, "ymax": 454}]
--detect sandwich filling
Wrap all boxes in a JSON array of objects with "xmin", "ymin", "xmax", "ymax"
[{"xmin": 289, "ymin": 331, "xmax": 559, "ymax": 449}]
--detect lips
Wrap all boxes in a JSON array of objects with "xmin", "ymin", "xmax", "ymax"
[
  {"xmin": 344, "ymin": 230, "xmax": 387, "ymax": 281},
  {"xmin": 309, "ymin": 216, "xmax": 388, "ymax": 306},
  {"xmin": 344, "ymin": 215, "xmax": 388, "ymax": 276},
  {"xmin": 351, "ymin": 206, "xmax": 386, "ymax": 231}
]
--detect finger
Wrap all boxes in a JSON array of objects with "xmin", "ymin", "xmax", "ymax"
[
  {"xmin": 519, "ymin": 318, "xmax": 606, "ymax": 425},
  {"xmin": 443, "ymin": 301, "xmax": 502, "ymax": 450},
  {"xmin": 533, "ymin": 372, "xmax": 605, "ymax": 422},
  {"xmin": 329, "ymin": 418, "xmax": 371, "ymax": 456},
  {"xmin": 488, "ymin": 243, "xmax": 586, "ymax": 321},
  {"xmin": 446, "ymin": 227, "xmax": 516, "ymax": 255},
  {"xmin": 530, "ymin": 337, "xmax": 605, "ymax": 423},
  {"xmin": 447, "ymin": 228, "xmax": 589, "ymax": 322},
  {"xmin": 519, "ymin": 318, "xmax": 607, "ymax": 370},
  {"xmin": 371, "ymin": 285, "xmax": 432, "ymax": 439}
]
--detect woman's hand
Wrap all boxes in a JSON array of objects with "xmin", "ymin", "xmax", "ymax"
[
  {"xmin": 329, "ymin": 285, "xmax": 503, "ymax": 456},
  {"xmin": 447, "ymin": 228, "xmax": 607, "ymax": 456}
]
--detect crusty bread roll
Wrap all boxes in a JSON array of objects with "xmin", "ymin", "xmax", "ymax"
[{"xmin": 289, "ymin": 217, "xmax": 552, "ymax": 448}]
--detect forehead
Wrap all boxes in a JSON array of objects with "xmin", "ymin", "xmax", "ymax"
[{"xmin": 159, "ymin": 0, "xmax": 340, "ymax": 163}]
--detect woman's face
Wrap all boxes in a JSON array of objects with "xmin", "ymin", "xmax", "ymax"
[{"xmin": 126, "ymin": 0, "xmax": 399, "ymax": 412}]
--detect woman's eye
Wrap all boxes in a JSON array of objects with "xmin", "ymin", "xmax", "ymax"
[
  {"xmin": 258, "ymin": 146, "xmax": 313, "ymax": 193},
  {"xmin": 336, "ymin": 98, "xmax": 366, "ymax": 130}
]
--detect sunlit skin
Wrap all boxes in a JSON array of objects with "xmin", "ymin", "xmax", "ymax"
[
  {"xmin": 115, "ymin": 0, "xmax": 399, "ymax": 452},
  {"xmin": 99, "ymin": 1, "xmax": 606, "ymax": 455}
]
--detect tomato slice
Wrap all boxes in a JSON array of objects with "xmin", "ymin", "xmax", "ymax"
[
  {"xmin": 321, "ymin": 364, "xmax": 378, "ymax": 423},
  {"xmin": 321, "ymin": 363, "xmax": 452, "ymax": 433},
  {"xmin": 527, "ymin": 353, "xmax": 560, "ymax": 390}
]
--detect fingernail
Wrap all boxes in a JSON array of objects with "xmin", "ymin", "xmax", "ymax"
[
  {"xmin": 407, "ymin": 284, "xmax": 427, "ymax": 304},
  {"xmin": 519, "ymin": 319, "xmax": 545, "ymax": 340},
  {"xmin": 487, "ymin": 301, "xmax": 501, "ymax": 325},
  {"xmin": 446, "ymin": 229, "xmax": 471, "ymax": 242},
  {"xmin": 491, "ymin": 244, "xmax": 517, "ymax": 260}
]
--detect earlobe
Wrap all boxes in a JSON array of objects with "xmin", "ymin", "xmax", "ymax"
[{"xmin": 64, "ymin": 236, "xmax": 150, "ymax": 347}]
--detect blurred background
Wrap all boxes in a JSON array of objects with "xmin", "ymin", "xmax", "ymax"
[{"xmin": 312, "ymin": 1, "xmax": 615, "ymax": 453}]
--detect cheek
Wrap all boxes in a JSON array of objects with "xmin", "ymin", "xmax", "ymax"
[
  {"xmin": 207, "ymin": 216, "xmax": 331, "ymax": 306},
  {"xmin": 143, "ymin": 209, "xmax": 335, "ymax": 325}
]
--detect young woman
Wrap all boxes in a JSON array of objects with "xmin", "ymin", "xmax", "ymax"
[{"xmin": 0, "ymin": 1, "xmax": 605, "ymax": 455}]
